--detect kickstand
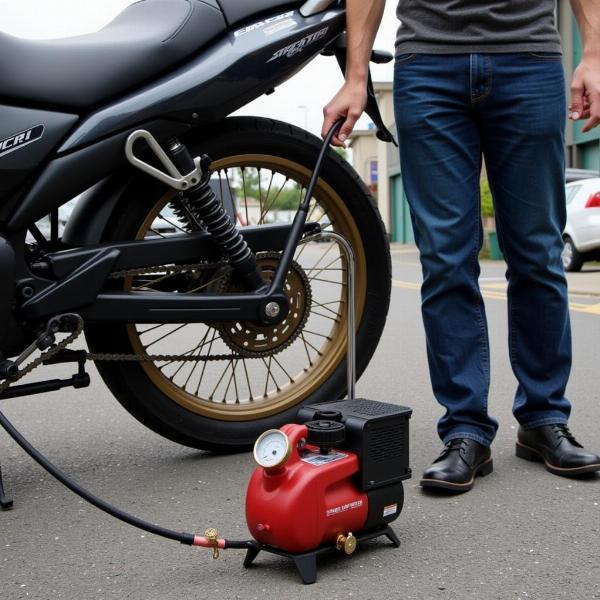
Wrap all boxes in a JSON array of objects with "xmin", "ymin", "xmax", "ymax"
[{"xmin": 0, "ymin": 461, "xmax": 13, "ymax": 510}]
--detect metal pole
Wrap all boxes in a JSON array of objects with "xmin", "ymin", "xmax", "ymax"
[{"xmin": 298, "ymin": 231, "xmax": 356, "ymax": 400}]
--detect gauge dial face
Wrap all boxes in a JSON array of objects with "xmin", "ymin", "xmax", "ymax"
[{"xmin": 254, "ymin": 429, "xmax": 291, "ymax": 470}]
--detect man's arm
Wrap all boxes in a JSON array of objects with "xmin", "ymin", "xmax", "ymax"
[
  {"xmin": 321, "ymin": 0, "xmax": 385, "ymax": 147},
  {"xmin": 569, "ymin": 0, "xmax": 600, "ymax": 132}
]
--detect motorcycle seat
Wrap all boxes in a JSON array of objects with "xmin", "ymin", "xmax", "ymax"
[{"xmin": 0, "ymin": 0, "xmax": 226, "ymax": 111}]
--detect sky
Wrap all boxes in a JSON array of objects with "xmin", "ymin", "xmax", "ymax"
[{"xmin": 0, "ymin": 0, "xmax": 399, "ymax": 135}]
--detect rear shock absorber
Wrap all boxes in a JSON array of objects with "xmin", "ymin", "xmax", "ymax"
[
  {"xmin": 124, "ymin": 130, "xmax": 265, "ymax": 292},
  {"xmin": 165, "ymin": 138, "xmax": 265, "ymax": 292}
]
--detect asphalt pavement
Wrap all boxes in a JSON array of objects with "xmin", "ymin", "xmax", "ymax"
[{"xmin": 1, "ymin": 245, "xmax": 599, "ymax": 600}]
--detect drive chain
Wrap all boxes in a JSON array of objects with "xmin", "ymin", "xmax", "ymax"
[
  {"xmin": 86, "ymin": 351, "xmax": 241, "ymax": 362},
  {"xmin": 0, "ymin": 315, "xmax": 85, "ymax": 394},
  {"xmin": 0, "ymin": 260, "xmax": 275, "ymax": 393},
  {"xmin": 107, "ymin": 260, "xmax": 226, "ymax": 280}
]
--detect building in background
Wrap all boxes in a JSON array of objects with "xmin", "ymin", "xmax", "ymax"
[
  {"xmin": 350, "ymin": 1, "xmax": 599, "ymax": 244},
  {"xmin": 348, "ymin": 82, "xmax": 394, "ymax": 234}
]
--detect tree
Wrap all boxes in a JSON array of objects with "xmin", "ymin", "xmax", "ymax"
[{"xmin": 481, "ymin": 178, "xmax": 494, "ymax": 218}]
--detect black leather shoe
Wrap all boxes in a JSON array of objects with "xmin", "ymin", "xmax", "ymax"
[
  {"xmin": 516, "ymin": 424, "xmax": 600, "ymax": 477},
  {"xmin": 420, "ymin": 438, "xmax": 493, "ymax": 492}
]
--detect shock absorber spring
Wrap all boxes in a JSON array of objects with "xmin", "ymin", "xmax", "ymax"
[{"xmin": 167, "ymin": 139, "xmax": 265, "ymax": 292}]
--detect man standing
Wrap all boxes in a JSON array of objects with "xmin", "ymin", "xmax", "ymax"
[{"xmin": 322, "ymin": 0, "xmax": 600, "ymax": 492}]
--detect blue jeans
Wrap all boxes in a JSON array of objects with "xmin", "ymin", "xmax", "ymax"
[{"xmin": 393, "ymin": 53, "xmax": 572, "ymax": 447}]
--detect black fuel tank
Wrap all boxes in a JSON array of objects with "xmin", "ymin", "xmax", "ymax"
[{"xmin": 0, "ymin": 105, "xmax": 78, "ymax": 201}]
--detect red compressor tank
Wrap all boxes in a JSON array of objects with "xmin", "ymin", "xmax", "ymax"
[{"xmin": 246, "ymin": 421, "xmax": 369, "ymax": 553}]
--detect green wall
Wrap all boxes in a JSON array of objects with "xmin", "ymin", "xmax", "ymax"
[{"xmin": 391, "ymin": 175, "xmax": 415, "ymax": 244}]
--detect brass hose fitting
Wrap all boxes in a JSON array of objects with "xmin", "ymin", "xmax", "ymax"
[
  {"xmin": 336, "ymin": 532, "xmax": 357, "ymax": 555},
  {"xmin": 204, "ymin": 527, "xmax": 220, "ymax": 559}
]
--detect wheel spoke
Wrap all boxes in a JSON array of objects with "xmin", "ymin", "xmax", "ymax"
[
  {"xmin": 144, "ymin": 323, "xmax": 188, "ymax": 349},
  {"xmin": 241, "ymin": 168, "xmax": 249, "ymax": 226},
  {"xmin": 242, "ymin": 359, "xmax": 254, "ymax": 402},
  {"xmin": 156, "ymin": 328, "xmax": 216, "ymax": 372},
  {"xmin": 181, "ymin": 329, "xmax": 212, "ymax": 387},
  {"xmin": 222, "ymin": 360, "xmax": 237, "ymax": 403},
  {"xmin": 272, "ymin": 355, "xmax": 295, "ymax": 384},
  {"xmin": 195, "ymin": 329, "xmax": 219, "ymax": 395},
  {"xmin": 158, "ymin": 212, "xmax": 187, "ymax": 233},
  {"xmin": 223, "ymin": 168, "xmax": 237, "ymax": 219},
  {"xmin": 309, "ymin": 277, "xmax": 347, "ymax": 286},
  {"xmin": 210, "ymin": 359, "xmax": 233, "ymax": 401},
  {"xmin": 302, "ymin": 329, "xmax": 333, "ymax": 341},
  {"xmin": 258, "ymin": 176, "xmax": 290, "ymax": 223},
  {"xmin": 301, "ymin": 332, "xmax": 323, "ymax": 357},
  {"xmin": 138, "ymin": 323, "xmax": 169, "ymax": 336},
  {"xmin": 306, "ymin": 255, "xmax": 343, "ymax": 281},
  {"xmin": 257, "ymin": 168, "xmax": 263, "ymax": 224},
  {"xmin": 262, "ymin": 356, "xmax": 280, "ymax": 395},
  {"xmin": 310, "ymin": 309, "xmax": 341, "ymax": 322}
]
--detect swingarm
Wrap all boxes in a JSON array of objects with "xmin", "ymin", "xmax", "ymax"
[{"xmin": 17, "ymin": 122, "xmax": 343, "ymax": 326}]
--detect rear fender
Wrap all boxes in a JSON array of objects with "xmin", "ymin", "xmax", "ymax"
[
  {"xmin": 61, "ymin": 173, "xmax": 134, "ymax": 246},
  {"xmin": 62, "ymin": 122, "xmax": 239, "ymax": 246}
]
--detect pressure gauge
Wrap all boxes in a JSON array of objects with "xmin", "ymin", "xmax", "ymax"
[{"xmin": 254, "ymin": 429, "xmax": 291, "ymax": 470}]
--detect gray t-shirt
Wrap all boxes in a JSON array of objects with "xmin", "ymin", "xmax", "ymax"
[{"xmin": 395, "ymin": 0, "xmax": 561, "ymax": 55}]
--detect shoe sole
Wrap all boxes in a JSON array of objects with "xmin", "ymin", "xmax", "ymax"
[
  {"xmin": 515, "ymin": 442, "xmax": 600, "ymax": 477},
  {"xmin": 420, "ymin": 458, "xmax": 494, "ymax": 492}
]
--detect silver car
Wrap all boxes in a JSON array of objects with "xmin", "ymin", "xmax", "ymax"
[{"xmin": 562, "ymin": 177, "xmax": 600, "ymax": 271}]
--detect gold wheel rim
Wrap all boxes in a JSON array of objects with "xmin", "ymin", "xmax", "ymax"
[{"xmin": 126, "ymin": 154, "xmax": 367, "ymax": 421}]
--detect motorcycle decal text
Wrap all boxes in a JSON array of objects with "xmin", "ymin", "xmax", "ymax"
[
  {"xmin": 263, "ymin": 18, "xmax": 296, "ymax": 37},
  {"xmin": 234, "ymin": 11, "xmax": 295, "ymax": 38},
  {"xmin": 266, "ymin": 27, "xmax": 329, "ymax": 63},
  {"xmin": 0, "ymin": 125, "xmax": 44, "ymax": 158}
]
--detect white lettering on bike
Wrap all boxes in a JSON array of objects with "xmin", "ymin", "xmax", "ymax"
[
  {"xmin": 0, "ymin": 125, "xmax": 44, "ymax": 158},
  {"xmin": 234, "ymin": 11, "xmax": 295, "ymax": 38},
  {"xmin": 266, "ymin": 27, "xmax": 329, "ymax": 63}
]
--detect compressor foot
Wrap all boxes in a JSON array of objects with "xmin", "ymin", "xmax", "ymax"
[
  {"xmin": 243, "ymin": 546, "xmax": 260, "ymax": 568},
  {"xmin": 0, "ymin": 463, "xmax": 13, "ymax": 510},
  {"xmin": 384, "ymin": 525, "xmax": 400, "ymax": 548},
  {"xmin": 243, "ymin": 525, "xmax": 400, "ymax": 584}
]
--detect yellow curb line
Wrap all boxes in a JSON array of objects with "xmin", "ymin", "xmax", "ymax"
[{"xmin": 392, "ymin": 280, "xmax": 600, "ymax": 315}]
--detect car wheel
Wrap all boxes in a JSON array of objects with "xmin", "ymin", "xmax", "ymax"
[{"xmin": 562, "ymin": 236, "xmax": 583, "ymax": 272}]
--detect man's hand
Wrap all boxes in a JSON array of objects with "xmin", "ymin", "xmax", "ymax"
[
  {"xmin": 569, "ymin": 0, "xmax": 600, "ymax": 131},
  {"xmin": 320, "ymin": 0, "xmax": 384, "ymax": 146},
  {"xmin": 321, "ymin": 81, "xmax": 368, "ymax": 147},
  {"xmin": 570, "ymin": 53, "xmax": 600, "ymax": 132}
]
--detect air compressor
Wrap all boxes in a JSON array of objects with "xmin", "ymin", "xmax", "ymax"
[
  {"xmin": 244, "ymin": 399, "xmax": 412, "ymax": 582},
  {"xmin": 0, "ymin": 121, "xmax": 412, "ymax": 585}
]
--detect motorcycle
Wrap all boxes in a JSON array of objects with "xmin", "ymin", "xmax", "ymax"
[{"xmin": 0, "ymin": 0, "xmax": 394, "ymax": 451}]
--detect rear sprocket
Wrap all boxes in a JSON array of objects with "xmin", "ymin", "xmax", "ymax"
[{"xmin": 214, "ymin": 252, "xmax": 312, "ymax": 358}]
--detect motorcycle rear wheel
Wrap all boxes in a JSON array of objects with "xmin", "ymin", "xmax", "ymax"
[{"xmin": 84, "ymin": 117, "xmax": 391, "ymax": 451}]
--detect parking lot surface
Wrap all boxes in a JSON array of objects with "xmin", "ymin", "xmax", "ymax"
[{"xmin": 1, "ymin": 246, "xmax": 599, "ymax": 600}]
